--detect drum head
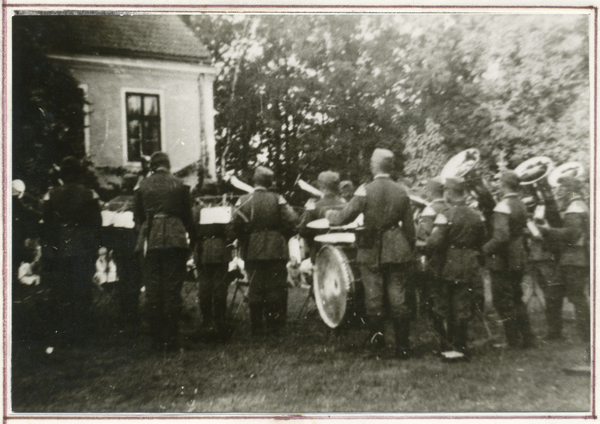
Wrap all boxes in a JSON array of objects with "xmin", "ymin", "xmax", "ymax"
[{"xmin": 314, "ymin": 245, "xmax": 355, "ymax": 328}]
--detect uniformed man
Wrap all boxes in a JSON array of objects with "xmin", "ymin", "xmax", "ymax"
[
  {"xmin": 522, "ymin": 192, "xmax": 563, "ymax": 341},
  {"xmin": 424, "ymin": 178, "xmax": 486, "ymax": 360},
  {"xmin": 42, "ymin": 156, "xmax": 102, "ymax": 346},
  {"xmin": 101, "ymin": 174, "xmax": 142, "ymax": 332},
  {"xmin": 416, "ymin": 177, "xmax": 451, "ymax": 352},
  {"xmin": 231, "ymin": 166, "xmax": 299, "ymax": 337},
  {"xmin": 538, "ymin": 175, "xmax": 590, "ymax": 343},
  {"xmin": 298, "ymin": 171, "xmax": 346, "ymax": 263},
  {"xmin": 340, "ymin": 180, "xmax": 355, "ymax": 203},
  {"xmin": 193, "ymin": 180, "xmax": 233, "ymax": 342},
  {"xmin": 326, "ymin": 148, "xmax": 416, "ymax": 359},
  {"xmin": 134, "ymin": 152, "xmax": 195, "ymax": 351},
  {"xmin": 482, "ymin": 171, "xmax": 534, "ymax": 349}
]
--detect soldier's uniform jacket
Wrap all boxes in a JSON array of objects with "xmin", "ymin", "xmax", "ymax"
[
  {"xmin": 193, "ymin": 201, "xmax": 232, "ymax": 264},
  {"xmin": 482, "ymin": 193, "xmax": 528, "ymax": 271},
  {"xmin": 42, "ymin": 183, "xmax": 102, "ymax": 258},
  {"xmin": 541, "ymin": 196, "xmax": 589, "ymax": 268},
  {"xmin": 425, "ymin": 202, "xmax": 486, "ymax": 282},
  {"xmin": 417, "ymin": 199, "xmax": 450, "ymax": 275},
  {"xmin": 232, "ymin": 187, "xmax": 299, "ymax": 261},
  {"xmin": 133, "ymin": 169, "xmax": 194, "ymax": 252},
  {"xmin": 327, "ymin": 174, "xmax": 415, "ymax": 265}
]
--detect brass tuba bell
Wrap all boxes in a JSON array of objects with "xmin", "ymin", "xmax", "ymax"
[
  {"xmin": 440, "ymin": 148, "xmax": 496, "ymax": 222},
  {"xmin": 548, "ymin": 162, "xmax": 584, "ymax": 188},
  {"xmin": 514, "ymin": 156, "xmax": 561, "ymax": 227}
]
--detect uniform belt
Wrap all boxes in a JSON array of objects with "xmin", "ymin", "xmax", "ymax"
[{"xmin": 449, "ymin": 245, "xmax": 476, "ymax": 251}]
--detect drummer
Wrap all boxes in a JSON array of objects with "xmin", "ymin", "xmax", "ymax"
[
  {"xmin": 326, "ymin": 148, "xmax": 416, "ymax": 360},
  {"xmin": 298, "ymin": 171, "xmax": 346, "ymax": 263}
]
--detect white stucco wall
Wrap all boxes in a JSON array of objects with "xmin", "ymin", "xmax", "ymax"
[{"xmin": 50, "ymin": 55, "xmax": 216, "ymax": 174}]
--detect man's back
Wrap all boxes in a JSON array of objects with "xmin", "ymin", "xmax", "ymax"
[{"xmin": 134, "ymin": 170, "xmax": 193, "ymax": 252}]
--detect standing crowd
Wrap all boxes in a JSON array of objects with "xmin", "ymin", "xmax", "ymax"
[{"xmin": 18, "ymin": 148, "xmax": 590, "ymax": 366}]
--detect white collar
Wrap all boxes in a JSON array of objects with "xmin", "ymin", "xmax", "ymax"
[{"xmin": 374, "ymin": 174, "xmax": 390, "ymax": 179}]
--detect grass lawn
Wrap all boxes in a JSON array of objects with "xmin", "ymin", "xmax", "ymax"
[{"xmin": 10, "ymin": 278, "xmax": 592, "ymax": 414}]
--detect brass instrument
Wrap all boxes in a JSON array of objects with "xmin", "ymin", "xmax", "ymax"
[
  {"xmin": 514, "ymin": 156, "xmax": 561, "ymax": 227},
  {"xmin": 440, "ymin": 148, "xmax": 496, "ymax": 222},
  {"xmin": 548, "ymin": 162, "xmax": 584, "ymax": 188}
]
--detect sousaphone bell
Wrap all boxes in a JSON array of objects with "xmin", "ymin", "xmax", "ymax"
[
  {"xmin": 440, "ymin": 148, "xmax": 496, "ymax": 221},
  {"xmin": 514, "ymin": 156, "xmax": 561, "ymax": 227}
]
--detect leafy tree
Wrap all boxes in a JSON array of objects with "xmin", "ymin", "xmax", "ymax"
[{"xmin": 12, "ymin": 16, "xmax": 86, "ymax": 197}]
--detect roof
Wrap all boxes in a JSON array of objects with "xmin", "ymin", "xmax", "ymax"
[{"xmin": 25, "ymin": 15, "xmax": 210, "ymax": 64}]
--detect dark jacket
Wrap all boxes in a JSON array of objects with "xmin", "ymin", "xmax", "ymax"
[
  {"xmin": 133, "ymin": 169, "xmax": 194, "ymax": 252},
  {"xmin": 193, "ymin": 201, "xmax": 232, "ymax": 264},
  {"xmin": 482, "ymin": 193, "xmax": 528, "ymax": 271},
  {"xmin": 232, "ymin": 187, "xmax": 299, "ymax": 261},
  {"xmin": 327, "ymin": 175, "xmax": 415, "ymax": 265},
  {"xmin": 541, "ymin": 197, "xmax": 589, "ymax": 268},
  {"xmin": 42, "ymin": 183, "xmax": 102, "ymax": 258},
  {"xmin": 425, "ymin": 202, "xmax": 486, "ymax": 282},
  {"xmin": 417, "ymin": 198, "xmax": 450, "ymax": 275}
]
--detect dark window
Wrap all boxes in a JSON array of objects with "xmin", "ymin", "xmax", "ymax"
[{"xmin": 126, "ymin": 93, "xmax": 161, "ymax": 162}]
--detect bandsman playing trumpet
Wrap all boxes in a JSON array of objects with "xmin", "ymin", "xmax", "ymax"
[
  {"xmin": 298, "ymin": 171, "xmax": 346, "ymax": 263},
  {"xmin": 423, "ymin": 177, "xmax": 486, "ymax": 361},
  {"xmin": 536, "ymin": 175, "xmax": 590, "ymax": 345},
  {"xmin": 416, "ymin": 177, "xmax": 451, "ymax": 352},
  {"xmin": 482, "ymin": 171, "xmax": 535, "ymax": 349},
  {"xmin": 231, "ymin": 166, "xmax": 299, "ymax": 338},
  {"xmin": 326, "ymin": 148, "xmax": 416, "ymax": 359}
]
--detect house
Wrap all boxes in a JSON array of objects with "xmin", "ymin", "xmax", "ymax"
[{"xmin": 35, "ymin": 14, "xmax": 217, "ymax": 177}]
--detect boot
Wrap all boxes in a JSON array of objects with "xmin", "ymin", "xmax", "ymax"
[
  {"xmin": 199, "ymin": 295, "xmax": 215, "ymax": 331},
  {"xmin": 214, "ymin": 295, "xmax": 230, "ymax": 342},
  {"xmin": 516, "ymin": 304, "xmax": 535, "ymax": 349},
  {"xmin": 432, "ymin": 315, "xmax": 451, "ymax": 354},
  {"xmin": 164, "ymin": 313, "xmax": 180, "ymax": 352},
  {"xmin": 393, "ymin": 320, "xmax": 411, "ymax": 360},
  {"xmin": 454, "ymin": 320, "xmax": 469, "ymax": 356},
  {"xmin": 503, "ymin": 318, "xmax": 520, "ymax": 348},
  {"xmin": 249, "ymin": 303, "xmax": 265, "ymax": 337}
]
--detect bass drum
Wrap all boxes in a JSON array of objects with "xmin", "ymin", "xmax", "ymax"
[{"xmin": 313, "ymin": 244, "xmax": 363, "ymax": 328}]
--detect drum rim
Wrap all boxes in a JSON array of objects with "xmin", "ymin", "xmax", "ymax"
[{"xmin": 313, "ymin": 244, "xmax": 355, "ymax": 328}]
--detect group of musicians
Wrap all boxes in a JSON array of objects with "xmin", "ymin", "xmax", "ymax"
[{"xmin": 36, "ymin": 148, "xmax": 590, "ymax": 364}]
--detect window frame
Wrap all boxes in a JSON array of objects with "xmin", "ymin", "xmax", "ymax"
[{"xmin": 121, "ymin": 88, "xmax": 165, "ymax": 166}]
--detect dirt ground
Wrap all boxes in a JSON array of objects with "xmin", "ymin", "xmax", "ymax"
[{"xmin": 10, "ymin": 275, "xmax": 592, "ymax": 414}]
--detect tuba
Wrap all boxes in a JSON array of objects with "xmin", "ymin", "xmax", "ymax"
[
  {"xmin": 548, "ymin": 162, "xmax": 584, "ymax": 188},
  {"xmin": 514, "ymin": 156, "xmax": 561, "ymax": 227},
  {"xmin": 440, "ymin": 148, "xmax": 496, "ymax": 223}
]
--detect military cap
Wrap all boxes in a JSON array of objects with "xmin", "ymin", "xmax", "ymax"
[
  {"xmin": 371, "ymin": 148, "xmax": 395, "ymax": 164},
  {"xmin": 317, "ymin": 171, "xmax": 341, "ymax": 192},
  {"xmin": 60, "ymin": 156, "xmax": 83, "ymax": 181},
  {"xmin": 499, "ymin": 170, "xmax": 521, "ymax": 191},
  {"xmin": 557, "ymin": 175, "xmax": 583, "ymax": 192},
  {"xmin": 340, "ymin": 180, "xmax": 354, "ymax": 191},
  {"xmin": 445, "ymin": 177, "xmax": 467, "ymax": 196},
  {"xmin": 150, "ymin": 151, "xmax": 171, "ymax": 170},
  {"xmin": 253, "ymin": 166, "xmax": 274, "ymax": 188}
]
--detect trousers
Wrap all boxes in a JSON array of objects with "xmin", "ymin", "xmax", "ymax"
[{"xmin": 144, "ymin": 249, "xmax": 187, "ymax": 348}]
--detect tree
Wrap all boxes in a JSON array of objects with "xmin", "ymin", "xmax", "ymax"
[{"xmin": 12, "ymin": 16, "xmax": 86, "ymax": 197}]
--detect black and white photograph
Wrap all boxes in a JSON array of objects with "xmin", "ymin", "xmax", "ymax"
[{"xmin": 4, "ymin": 3, "xmax": 596, "ymax": 417}]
